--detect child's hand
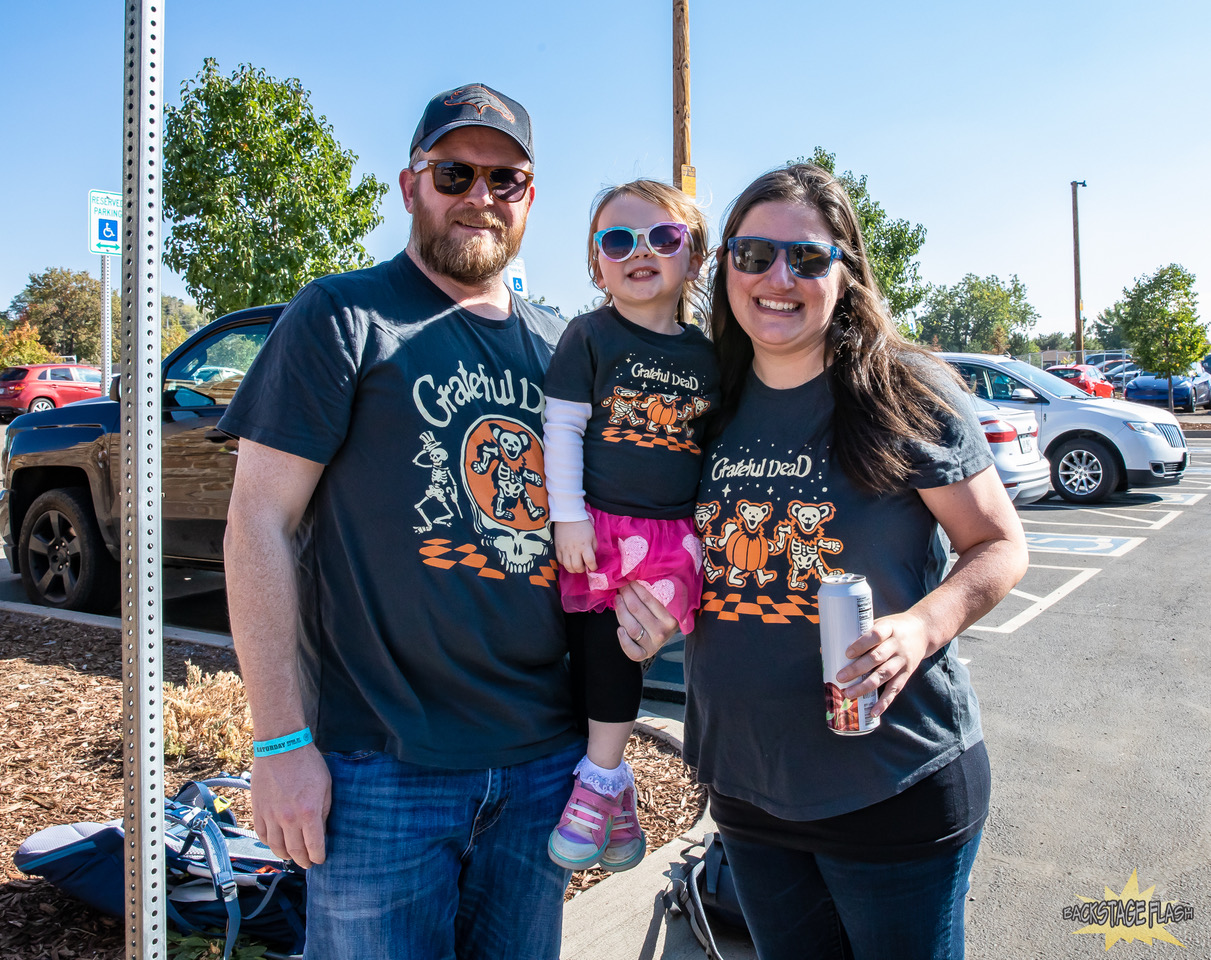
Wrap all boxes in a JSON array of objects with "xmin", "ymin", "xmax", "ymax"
[{"xmin": 555, "ymin": 520, "xmax": 597, "ymax": 573}]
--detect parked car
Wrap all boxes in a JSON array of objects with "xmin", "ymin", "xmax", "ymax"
[
  {"xmin": 1104, "ymin": 362, "xmax": 1144, "ymax": 391},
  {"xmin": 970, "ymin": 395, "xmax": 1051, "ymax": 505},
  {"xmin": 941, "ymin": 353, "xmax": 1187, "ymax": 503},
  {"xmin": 0, "ymin": 363, "xmax": 104, "ymax": 421},
  {"xmin": 1044, "ymin": 364, "xmax": 1114, "ymax": 398},
  {"xmin": 0, "ymin": 305, "xmax": 281, "ymax": 611},
  {"xmin": 1082, "ymin": 351, "xmax": 1132, "ymax": 370},
  {"xmin": 1123, "ymin": 366, "xmax": 1211, "ymax": 413}
]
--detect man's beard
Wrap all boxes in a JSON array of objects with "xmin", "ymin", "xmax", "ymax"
[{"xmin": 411, "ymin": 193, "xmax": 525, "ymax": 286}]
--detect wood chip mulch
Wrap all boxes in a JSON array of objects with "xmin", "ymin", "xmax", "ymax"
[{"xmin": 0, "ymin": 611, "xmax": 703, "ymax": 958}]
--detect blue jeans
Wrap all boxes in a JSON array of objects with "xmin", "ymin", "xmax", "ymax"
[
  {"xmin": 719, "ymin": 830, "xmax": 982, "ymax": 960},
  {"xmin": 304, "ymin": 740, "xmax": 584, "ymax": 960}
]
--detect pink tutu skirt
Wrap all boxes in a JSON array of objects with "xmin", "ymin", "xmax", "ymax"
[{"xmin": 558, "ymin": 505, "xmax": 703, "ymax": 635}]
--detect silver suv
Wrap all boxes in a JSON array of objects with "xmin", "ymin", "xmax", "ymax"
[{"xmin": 942, "ymin": 353, "xmax": 1187, "ymax": 503}]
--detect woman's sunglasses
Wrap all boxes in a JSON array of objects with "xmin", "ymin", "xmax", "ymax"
[
  {"xmin": 412, "ymin": 160, "xmax": 533, "ymax": 202},
  {"xmin": 726, "ymin": 237, "xmax": 844, "ymax": 280},
  {"xmin": 593, "ymin": 222, "xmax": 689, "ymax": 262}
]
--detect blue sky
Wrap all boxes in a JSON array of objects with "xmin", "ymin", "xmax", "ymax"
[{"xmin": 3, "ymin": 0, "xmax": 1208, "ymax": 335}]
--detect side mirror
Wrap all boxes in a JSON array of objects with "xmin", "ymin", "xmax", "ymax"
[
  {"xmin": 1010, "ymin": 387, "xmax": 1039, "ymax": 402},
  {"xmin": 109, "ymin": 376, "xmax": 120, "ymax": 401}
]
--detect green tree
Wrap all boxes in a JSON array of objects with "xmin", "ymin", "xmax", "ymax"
[
  {"xmin": 792, "ymin": 148, "xmax": 928, "ymax": 321},
  {"xmin": 1118, "ymin": 264, "xmax": 1207, "ymax": 410},
  {"xmin": 915, "ymin": 274, "xmax": 1039, "ymax": 354},
  {"xmin": 1093, "ymin": 302, "xmax": 1129, "ymax": 349},
  {"xmin": 1035, "ymin": 332, "xmax": 1074, "ymax": 352},
  {"xmin": 7, "ymin": 267, "xmax": 104, "ymax": 362},
  {"xmin": 0, "ymin": 320, "xmax": 56, "ymax": 366},
  {"xmin": 164, "ymin": 58, "xmax": 389, "ymax": 317}
]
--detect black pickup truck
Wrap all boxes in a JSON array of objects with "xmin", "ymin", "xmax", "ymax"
[{"xmin": 0, "ymin": 305, "xmax": 283, "ymax": 612}]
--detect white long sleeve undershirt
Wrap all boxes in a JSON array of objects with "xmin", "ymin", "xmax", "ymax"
[{"xmin": 541, "ymin": 396, "xmax": 593, "ymax": 523}]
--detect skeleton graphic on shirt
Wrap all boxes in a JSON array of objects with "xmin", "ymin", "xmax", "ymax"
[
  {"xmin": 413, "ymin": 431, "xmax": 462, "ymax": 532},
  {"xmin": 775, "ymin": 500, "xmax": 843, "ymax": 590}
]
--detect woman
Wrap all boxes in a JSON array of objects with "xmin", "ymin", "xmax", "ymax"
[{"xmin": 685, "ymin": 164, "xmax": 1028, "ymax": 960}]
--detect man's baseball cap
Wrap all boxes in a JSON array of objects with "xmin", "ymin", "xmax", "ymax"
[{"xmin": 410, "ymin": 84, "xmax": 534, "ymax": 163}]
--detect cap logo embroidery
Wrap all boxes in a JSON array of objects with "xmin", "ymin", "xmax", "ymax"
[{"xmin": 445, "ymin": 86, "xmax": 516, "ymax": 123}]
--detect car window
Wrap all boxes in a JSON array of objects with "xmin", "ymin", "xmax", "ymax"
[
  {"xmin": 78, "ymin": 369, "xmax": 102, "ymax": 384},
  {"xmin": 49, "ymin": 367, "xmax": 73, "ymax": 381},
  {"xmin": 37, "ymin": 369, "xmax": 50, "ymax": 380},
  {"xmin": 950, "ymin": 362, "xmax": 991, "ymax": 399},
  {"xmin": 997, "ymin": 360, "xmax": 1089, "ymax": 399},
  {"xmin": 0, "ymin": 368, "xmax": 28, "ymax": 382},
  {"xmin": 163, "ymin": 322, "xmax": 271, "ymax": 407}
]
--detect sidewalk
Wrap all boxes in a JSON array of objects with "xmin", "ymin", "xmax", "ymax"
[{"xmin": 561, "ymin": 704, "xmax": 756, "ymax": 960}]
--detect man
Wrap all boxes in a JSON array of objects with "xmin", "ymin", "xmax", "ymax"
[{"xmin": 221, "ymin": 84, "xmax": 672, "ymax": 960}]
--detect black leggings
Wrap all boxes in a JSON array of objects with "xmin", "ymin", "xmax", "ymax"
[{"xmin": 565, "ymin": 610, "xmax": 644, "ymax": 726}]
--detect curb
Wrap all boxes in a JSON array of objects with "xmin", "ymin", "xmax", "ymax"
[{"xmin": 0, "ymin": 599, "xmax": 234, "ymax": 650}]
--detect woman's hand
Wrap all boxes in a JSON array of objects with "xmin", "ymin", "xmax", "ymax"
[
  {"xmin": 554, "ymin": 519, "xmax": 597, "ymax": 573},
  {"xmin": 835, "ymin": 612, "xmax": 930, "ymax": 718},
  {"xmin": 615, "ymin": 580, "xmax": 680, "ymax": 661}
]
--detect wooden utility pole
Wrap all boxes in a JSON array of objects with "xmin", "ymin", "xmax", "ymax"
[
  {"xmin": 1071, "ymin": 180, "xmax": 1086, "ymax": 357},
  {"xmin": 673, "ymin": 1, "xmax": 694, "ymax": 197}
]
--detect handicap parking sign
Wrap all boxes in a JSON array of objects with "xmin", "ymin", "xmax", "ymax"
[{"xmin": 88, "ymin": 189, "xmax": 122, "ymax": 255}]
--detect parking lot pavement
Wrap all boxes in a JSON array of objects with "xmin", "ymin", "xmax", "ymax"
[{"xmin": 963, "ymin": 439, "xmax": 1210, "ymax": 958}]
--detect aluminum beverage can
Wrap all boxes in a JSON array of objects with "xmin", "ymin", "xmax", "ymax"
[{"xmin": 818, "ymin": 573, "xmax": 880, "ymax": 735}]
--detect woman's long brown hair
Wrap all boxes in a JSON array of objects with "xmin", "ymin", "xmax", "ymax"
[{"xmin": 709, "ymin": 164, "xmax": 962, "ymax": 496}]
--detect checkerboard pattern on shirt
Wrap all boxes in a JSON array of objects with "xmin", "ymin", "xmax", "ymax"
[
  {"xmin": 601, "ymin": 425, "xmax": 701, "ymax": 455},
  {"xmin": 700, "ymin": 590, "xmax": 820, "ymax": 623},
  {"xmin": 419, "ymin": 539, "xmax": 559, "ymax": 588}
]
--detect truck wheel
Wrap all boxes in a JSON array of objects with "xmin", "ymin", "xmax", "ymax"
[
  {"xmin": 18, "ymin": 487, "xmax": 118, "ymax": 612},
  {"xmin": 27, "ymin": 397, "xmax": 55, "ymax": 413},
  {"xmin": 1050, "ymin": 437, "xmax": 1121, "ymax": 504}
]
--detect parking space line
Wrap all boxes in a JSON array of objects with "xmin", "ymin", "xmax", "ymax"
[
  {"xmin": 1019, "ymin": 509, "xmax": 1180, "ymax": 531},
  {"xmin": 1008, "ymin": 587, "xmax": 1044, "ymax": 602},
  {"xmin": 968, "ymin": 565, "xmax": 1101, "ymax": 634},
  {"xmin": 1024, "ymin": 531, "xmax": 1145, "ymax": 556}
]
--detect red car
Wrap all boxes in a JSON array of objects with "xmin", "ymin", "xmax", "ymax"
[
  {"xmin": 1044, "ymin": 363, "xmax": 1114, "ymax": 398},
  {"xmin": 0, "ymin": 363, "xmax": 105, "ymax": 421}
]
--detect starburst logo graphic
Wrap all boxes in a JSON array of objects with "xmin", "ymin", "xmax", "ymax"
[{"xmin": 1061, "ymin": 870, "xmax": 1193, "ymax": 949}]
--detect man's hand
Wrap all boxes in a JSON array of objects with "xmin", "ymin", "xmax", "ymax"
[
  {"xmin": 555, "ymin": 519, "xmax": 597, "ymax": 573},
  {"xmin": 251, "ymin": 746, "xmax": 332, "ymax": 869}
]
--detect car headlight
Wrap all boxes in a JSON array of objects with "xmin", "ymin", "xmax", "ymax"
[{"xmin": 1125, "ymin": 421, "xmax": 1163, "ymax": 437}]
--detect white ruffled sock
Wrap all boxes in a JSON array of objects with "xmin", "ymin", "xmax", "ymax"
[{"xmin": 574, "ymin": 755, "xmax": 633, "ymax": 797}]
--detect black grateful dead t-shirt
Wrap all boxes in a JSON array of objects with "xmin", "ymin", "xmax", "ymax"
[
  {"xmin": 220, "ymin": 251, "xmax": 580, "ymax": 769},
  {"xmin": 686, "ymin": 366, "xmax": 994, "ymax": 821},
  {"xmin": 542, "ymin": 305, "xmax": 720, "ymax": 520}
]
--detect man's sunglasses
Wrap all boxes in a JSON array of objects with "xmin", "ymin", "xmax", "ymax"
[
  {"xmin": 412, "ymin": 160, "xmax": 533, "ymax": 202},
  {"xmin": 593, "ymin": 222, "xmax": 689, "ymax": 262},
  {"xmin": 726, "ymin": 237, "xmax": 844, "ymax": 280}
]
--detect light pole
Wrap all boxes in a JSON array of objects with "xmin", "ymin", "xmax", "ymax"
[{"xmin": 1071, "ymin": 180, "xmax": 1087, "ymax": 358}]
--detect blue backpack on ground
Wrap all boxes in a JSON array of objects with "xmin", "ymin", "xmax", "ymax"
[{"xmin": 14, "ymin": 775, "xmax": 306, "ymax": 960}]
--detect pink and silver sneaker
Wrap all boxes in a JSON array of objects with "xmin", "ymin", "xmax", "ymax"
[
  {"xmin": 598, "ymin": 781, "xmax": 646, "ymax": 872},
  {"xmin": 548, "ymin": 775, "xmax": 617, "ymax": 870}
]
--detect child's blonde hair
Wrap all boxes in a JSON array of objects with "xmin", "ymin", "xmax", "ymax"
[{"xmin": 587, "ymin": 179, "xmax": 709, "ymax": 319}]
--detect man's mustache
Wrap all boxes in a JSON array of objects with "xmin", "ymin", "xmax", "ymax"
[{"xmin": 451, "ymin": 212, "xmax": 506, "ymax": 231}]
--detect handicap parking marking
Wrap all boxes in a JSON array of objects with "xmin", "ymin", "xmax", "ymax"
[
  {"xmin": 967, "ymin": 564, "xmax": 1101, "ymax": 634},
  {"xmin": 1023, "ymin": 531, "xmax": 1145, "ymax": 556},
  {"xmin": 1145, "ymin": 491, "xmax": 1206, "ymax": 505}
]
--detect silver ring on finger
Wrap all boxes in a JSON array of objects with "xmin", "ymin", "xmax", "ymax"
[{"xmin": 637, "ymin": 628, "xmax": 647, "ymax": 643}]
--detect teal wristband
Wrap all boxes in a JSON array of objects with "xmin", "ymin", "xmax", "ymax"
[{"xmin": 253, "ymin": 727, "xmax": 313, "ymax": 757}]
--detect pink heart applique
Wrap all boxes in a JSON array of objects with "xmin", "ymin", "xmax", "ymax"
[
  {"xmin": 618, "ymin": 536, "xmax": 649, "ymax": 577},
  {"xmin": 682, "ymin": 534, "xmax": 703, "ymax": 573},
  {"xmin": 587, "ymin": 572, "xmax": 610, "ymax": 592},
  {"xmin": 638, "ymin": 579, "xmax": 676, "ymax": 608}
]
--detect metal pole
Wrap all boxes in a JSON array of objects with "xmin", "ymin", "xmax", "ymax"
[
  {"xmin": 1071, "ymin": 180, "xmax": 1086, "ymax": 358},
  {"xmin": 121, "ymin": 2, "xmax": 165, "ymax": 958},
  {"xmin": 101, "ymin": 255, "xmax": 112, "ymax": 391}
]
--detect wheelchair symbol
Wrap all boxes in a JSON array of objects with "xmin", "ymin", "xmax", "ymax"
[
  {"xmin": 98, "ymin": 218, "xmax": 118, "ymax": 241},
  {"xmin": 512, "ymin": 277, "xmax": 523, "ymax": 292}
]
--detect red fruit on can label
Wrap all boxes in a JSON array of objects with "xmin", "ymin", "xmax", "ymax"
[{"xmin": 818, "ymin": 573, "xmax": 880, "ymax": 735}]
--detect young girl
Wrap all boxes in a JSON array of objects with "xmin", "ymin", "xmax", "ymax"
[{"xmin": 543, "ymin": 180, "xmax": 719, "ymax": 872}]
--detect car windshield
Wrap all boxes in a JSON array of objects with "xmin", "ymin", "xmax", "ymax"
[
  {"xmin": 998, "ymin": 360, "xmax": 1091, "ymax": 399},
  {"xmin": 79, "ymin": 370, "xmax": 102, "ymax": 383}
]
